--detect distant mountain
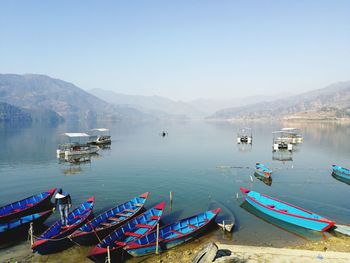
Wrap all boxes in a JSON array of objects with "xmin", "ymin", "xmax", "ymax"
[
  {"xmin": 188, "ymin": 93, "xmax": 292, "ymax": 114},
  {"xmin": 89, "ymin": 88, "xmax": 203, "ymax": 119},
  {"xmin": 0, "ymin": 74, "xmax": 151, "ymax": 122},
  {"xmin": 0, "ymin": 102, "xmax": 32, "ymax": 122},
  {"xmin": 208, "ymin": 81, "xmax": 350, "ymax": 121}
]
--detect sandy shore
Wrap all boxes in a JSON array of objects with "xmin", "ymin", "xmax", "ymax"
[{"xmin": 2, "ymin": 235, "xmax": 350, "ymax": 262}]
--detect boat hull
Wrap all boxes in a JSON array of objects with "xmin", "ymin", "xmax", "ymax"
[
  {"xmin": 0, "ymin": 188, "xmax": 56, "ymax": 223},
  {"xmin": 71, "ymin": 224, "xmax": 121, "ymax": 246},
  {"xmin": 332, "ymin": 165, "xmax": 350, "ymax": 180},
  {"xmin": 0, "ymin": 211, "xmax": 52, "ymax": 243},
  {"xmin": 241, "ymin": 189, "xmax": 334, "ymax": 231},
  {"xmin": 126, "ymin": 224, "xmax": 212, "ymax": 257}
]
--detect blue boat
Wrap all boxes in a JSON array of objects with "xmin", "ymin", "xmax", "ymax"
[
  {"xmin": 0, "ymin": 188, "xmax": 56, "ymax": 223},
  {"xmin": 332, "ymin": 165, "xmax": 350, "ymax": 181},
  {"xmin": 88, "ymin": 201, "xmax": 166, "ymax": 262},
  {"xmin": 31, "ymin": 197, "xmax": 95, "ymax": 254},
  {"xmin": 0, "ymin": 210, "xmax": 52, "ymax": 242},
  {"xmin": 124, "ymin": 208, "xmax": 221, "ymax": 257},
  {"xmin": 70, "ymin": 192, "xmax": 149, "ymax": 245},
  {"xmin": 240, "ymin": 187, "xmax": 335, "ymax": 231},
  {"xmin": 255, "ymin": 162, "xmax": 272, "ymax": 178}
]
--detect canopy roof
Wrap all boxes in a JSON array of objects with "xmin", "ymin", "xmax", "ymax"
[
  {"xmin": 64, "ymin": 132, "xmax": 90, "ymax": 138},
  {"xmin": 90, "ymin": 128, "xmax": 109, "ymax": 132}
]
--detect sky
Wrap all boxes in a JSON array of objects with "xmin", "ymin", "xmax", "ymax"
[{"xmin": 0, "ymin": 1, "xmax": 349, "ymax": 101}]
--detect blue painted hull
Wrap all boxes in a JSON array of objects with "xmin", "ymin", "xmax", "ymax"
[
  {"xmin": 244, "ymin": 196, "xmax": 329, "ymax": 231},
  {"xmin": 241, "ymin": 188, "xmax": 334, "ymax": 232},
  {"xmin": 126, "ymin": 225, "xmax": 209, "ymax": 257},
  {"xmin": 124, "ymin": 208, "xmax": 220, "ymax": 257},
  {"xmin": 332, "ymin": 165, "xmax": 350, "ymax": 181}
]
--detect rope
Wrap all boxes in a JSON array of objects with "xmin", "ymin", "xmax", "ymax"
[{"xmin": 86, "ymin": 219, "xmax": 102, "ymax": 243}]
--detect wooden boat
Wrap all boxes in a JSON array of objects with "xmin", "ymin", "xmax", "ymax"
[
  {"xmin": 255, "ymin": 162, "xmax": 272, "ymax": 178},
  {"xmin": 124, "ymin": 208, "xmax": 221, "ymax": 257},
  {"xmin": 240, "ymin": 187, "xmax": 335, "ymax": 231},
  {"xmin": 70, "ymin": 192, "xmax": 149, "ymax": 245},
  {"xmin": 332, "ymin": 165, "xmax": 350, "ymax": 181},
  {"xmin": 87, "ymin": 201, "xmax": 166, "ymax": 262},
  {"xmin": 0, "ymin": 188, "xmax": 56, "ymax": 223},
  {"xmin": 31, "ymin": 197, "xmax": 95, "ymax": 254},
  {"xmin": 0, "ymin": 210, "xmax": 52, "ymax": 242}
]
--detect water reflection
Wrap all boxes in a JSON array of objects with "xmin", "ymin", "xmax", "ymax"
[
  {"xmin": 272, "ymin": 150, "xmax": 293, "ymax": 162},
  {"xmin": 331, "ymin": 172, "xmax": 350, "ymax": 185},
  {"xmin": 237, "ymin": 143, "xmax": 252, "ymax": 153},
  {"xmin": 254, "ymin": 172, "xmax": 272, "ymax": 186}
]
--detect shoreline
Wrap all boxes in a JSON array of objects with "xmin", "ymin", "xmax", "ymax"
[{"xmin": 3, "ymin": 234, "xmax": 350, "ymax": 263}]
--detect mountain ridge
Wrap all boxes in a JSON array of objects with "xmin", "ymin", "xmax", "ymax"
[{"xmin": 208, "ymin": 81, "xmax": 350, "ymax": 121}]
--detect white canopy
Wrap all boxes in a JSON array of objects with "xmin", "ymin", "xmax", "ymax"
[
  {"xmin": 90, "ymin": 128, "xmax": 109, "ymax": 132},
  {"xmin": 64, "ymin": 133, "xmax": 90, "ymax": 138}
]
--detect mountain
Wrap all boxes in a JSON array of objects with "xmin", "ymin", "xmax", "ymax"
[
  {"xmin": 89, "ymin": 89, "xmax": 291, "ymax": 119},
  {"xmin": 0, "ymin": 74, "xmax": 151, "ymax": 121},
  {"xmin": 0, "ymin": 102, "xmax": 32, "ymax": 122},
  {"xmin": 89, "ymin": 88, "xmax": 203, "ymax": 119},
  {"xmin": 208, "ymin": 81, "xmax": 350, "ymax": 121}
]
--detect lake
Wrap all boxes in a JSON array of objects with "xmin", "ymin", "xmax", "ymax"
[{"xmin": 0, "ymin": 120, "xmax": 350, "ymax": 261}]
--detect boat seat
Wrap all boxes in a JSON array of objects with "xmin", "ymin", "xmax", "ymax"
[
  {"xmin": 149, "ymin": 216, "xmax": 159, "ymax": 220},
  {"xmin": 115, "ymin": 241, "xmax": 126, "ymax": 247},
  {"xmin": 124, "ymin": 232, "xmax": 143, "ymax": 237},
  {"xmin": 100, "ymin": 222, "xmax": 112, "ymax": 227},
  {"xmin": 135, "ymin": 223, "xmax": 154, "ymax": 229},
  {"xmin": 134, "ymin": 203, "xmax": 143, "ymax": 207},
  {"xmin": 267, "ymin": 204, "xmax": 275, "ymax": 208},
  {"xmin": 123, "ymin": 209, "xmax": 136, "ymax": 213},
  {"xmin": 116, "ymin": 213, "xmax": 130, "ymax": 217},
  {"xmin": 108, "ymin": 217, "xmax": 121, "ymax": 222},
  {"xmin": 170, "ymin": 229, "xmax": 184, "ymax": 236},
  {"xmin": 187, "ymin": 224, "xmax": 198, "ymax": 229},
  {"xmin": 26, "ymin": 203, "xmax": 34, "ymax": 207},
  {"xmin": 13, "ymin": 209, "xmax": 21, "ymax": 212}
]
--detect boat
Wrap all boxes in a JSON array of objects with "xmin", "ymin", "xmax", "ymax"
[
  {"xmin": 124, "ymin": 208, "xmax": 221, "ymax": 257},
  {"xmin": 0, "ymin": 210, "xmax": 52, "ymax": 242},
  {"xmin": 237, "ymin": 128, "xmax": 252, "ymax": 144},
  {"xmin": 255, "ymin": 162, "xmax": 272, "ymax": 178},
  {"xmin": 240, "ymin": 201, "xmax": 323, "ymax": 241},
  {"xmin": 240, "ymin": 187, "xmax": 335, "ymax": 231},
  {"xmin": 280, "ymin": 128, "xmax": 303, "ymax": 144},
  {"xmin": 31, "ymin": 197, "xmax": 95, "ymax": 254},
  {"xmin": 57, "ymin": 133, "xmax": 99, "ymax": 159},
  {"xmin": 272, "ymin": 131, "xmax": 293, "ymax": 151},
  {"xmin": 70, "ymin": 192, "xmax": 149, "ymax": 245},
  {"xmin": 87, "ymin": 201, "xmax": 166, "ymax": 262},
  {"xmin": 88, "ymin": 128, "xmax": 111, "ymax": 145},
  {"xmin": 0, "ymin": 188, "xmax": 56, "ymax": 223},
  {"xmin": 332, "ymin": 165, "xmax": 350, "ymax": 181}
]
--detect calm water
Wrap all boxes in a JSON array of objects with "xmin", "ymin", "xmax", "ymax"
[{"xmin": 1, "ymin": 120, "xmax": 350, "ymax": 260}]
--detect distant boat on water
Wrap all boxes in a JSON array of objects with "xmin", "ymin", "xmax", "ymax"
[{"xmin": 331, "ymin": 165, "xmax": 350, "ymax": 185}]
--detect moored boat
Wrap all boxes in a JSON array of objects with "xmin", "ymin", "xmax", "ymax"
[
  {"xmin": 0, "ymin": 210, "xmax": 52, "ymax": 242},
  {"xmin": 87, "ymin": 201, "xmax": 166, "ymax": 262},
  {"xmin": 240, "ymin": 187, "xmax": 335, "ymax": 231},
  {"xmin": 88, "ymin": 128, "xmax": 111, "ymax": 145},
  {"xmin": 70, "ymin": 192, "xmax": 149, "ymax": 245},
  {"xmin": 31, "ymin": 197, "xmax": 95, "ymax": 254},
  {"xmin": 332, "ymin": 165, "xmax": 350, "ymax": 180},
  {"xmin": 0, "ymin": 188, "xmax": 56, "ymax": 223},
  {"xmin": 124, "ymin": 208, "xmax": 221, "ymax": 257},
  {"xmin": 255, "ymin": 162, "xmax": 272, "ymax": 178}
]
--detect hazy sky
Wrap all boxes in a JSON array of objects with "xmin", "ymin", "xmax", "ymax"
[{"xmin": 0, "ymin": 1, "xmax": 349, "ymax": 101}]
